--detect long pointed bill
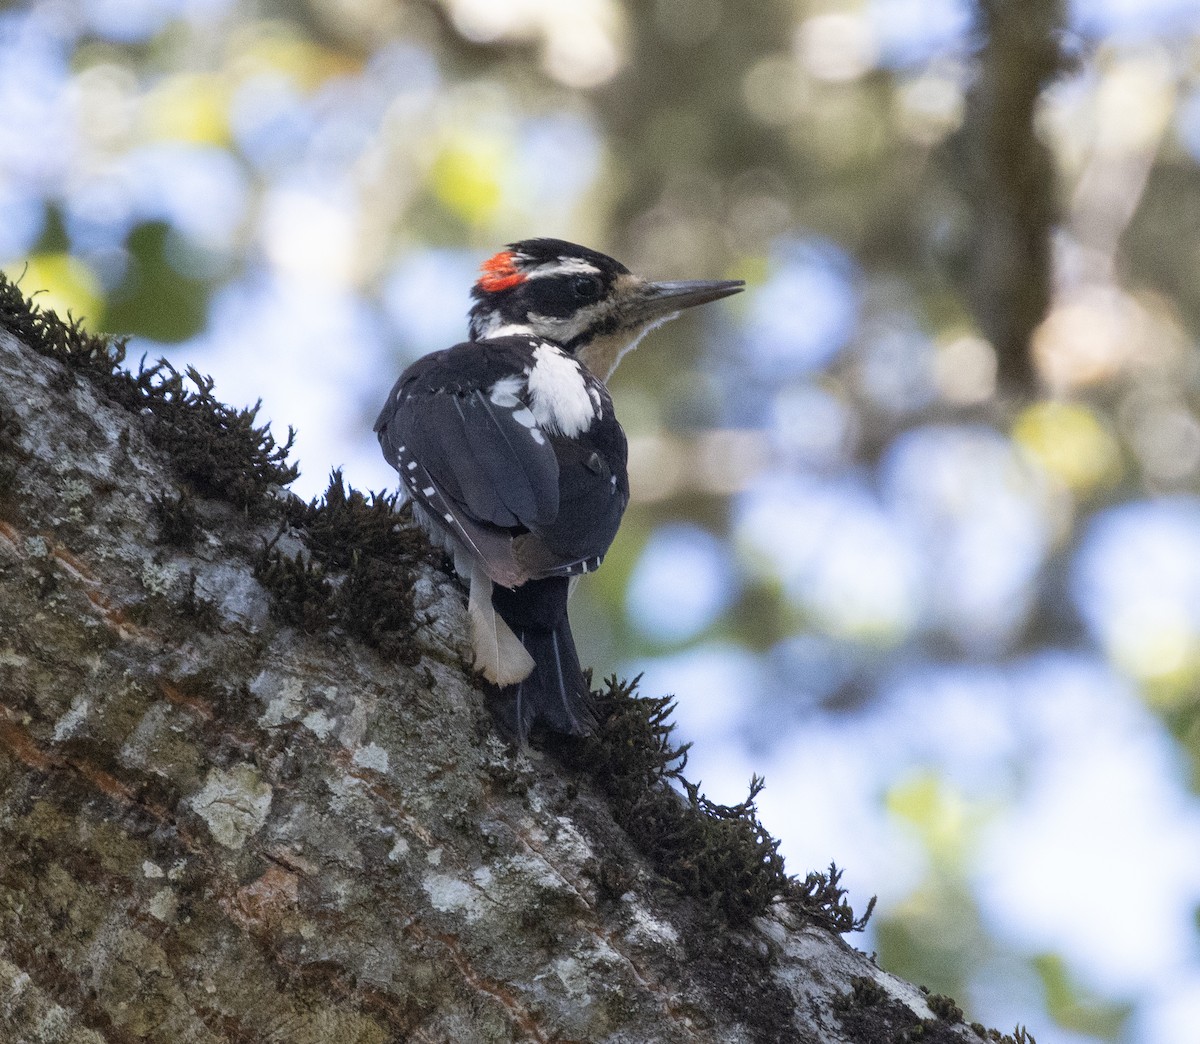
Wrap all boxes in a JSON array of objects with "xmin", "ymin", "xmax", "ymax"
[
  {"xmin": 626, "ymin": 279, "xmax": 745, "ymax": 324},
  {"xmin": 575, "ymin": 275, "xmax": 745, "ymax": 381}
]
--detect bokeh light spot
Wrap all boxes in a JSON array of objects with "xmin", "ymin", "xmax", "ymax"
[
  {"xmin": 10, "ymin": 253, "xmax": 104, "ymax": 324},
  {"xmin": 770, "ymin": 383, "xmax": 855, "ymax": 467},
  {"xmin": 1013, "ymin": 401, "xmax": 1122, "ymax": 494},
  {"xmin": 794, "ymin": 13, "xmax": 879, "ymax": 83},
  {"xmin": 741, "ymin": 238, "xmax": 860, "ymax": 377},
  {"xmin": 1032, "ymin": 286, "xmax": 1141, "ymax": 390},
  {"xmin": 143, "ymin": 73, "xmax": 231, "ymax": 146},
  {"xmin": 736, "ymin": 474, "xmax": 919, "ymax": 641},
  {"xmin": 933, "ymin": 333, "xmax": 996, "ymax": 404},
  {"xmin": 432, "ymin": 139, "xmax": 506, "ymax": 226},
  {"xmin": 626, "ymin": 523, "xmax": 737, "ymax": 644},
  {"xmin": 882, "ymin": 425, "xmax": 1052, "ymax": 652},
  {"xmin": 1073, "ymin": 499, "xmax": 1200, "ymax": 690},
  {"xmin": 262, "ymin": 186, "xmax": 356, "ymax": 285},
  {"xmin": 886, "ymin": 771, "xmax": 987, "ymax": 868}
]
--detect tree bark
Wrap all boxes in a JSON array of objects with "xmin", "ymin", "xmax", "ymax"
[{"xmin": 0, "ymin": 317, "xmax": 993, "ymax": 1043}]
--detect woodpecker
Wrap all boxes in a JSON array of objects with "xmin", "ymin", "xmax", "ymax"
[{"xmin": 375, "ymin": 238, "xmax": 742, "ymax": 740}]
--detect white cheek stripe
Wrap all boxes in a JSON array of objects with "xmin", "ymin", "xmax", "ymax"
[{"xmin": 526, "ymin": 343, "xmax": 598, "ymax": 437}]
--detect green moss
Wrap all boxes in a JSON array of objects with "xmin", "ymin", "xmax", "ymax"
[
  {"xmin": 254, "ymin": 544, "xmax": 335, "ymax": 633},
  {"xmin": 926, "ymin": 992, "xmax": 964, "ymax": 1022},
  {"xmin": 151, "ymin": 490, "xmax": 201, "ymax": 549},
  {"xmin": 255, "ymin": 471, "xmax": 432, "ymax": 662},
  {"xmin": 564, "ymin": 675, "xmax": 875, "ymax": 930},
  {"xmin": 835, "ymin": 976, "xmax": 890, "ymax": 1010},
  {"xmin": 794, "ymin": 861, "xmax": 877, "ymax": 933},
  {"xmin": 281, "ymin": 469, "xmax": 423, "ymax": 569},
  {"xmin": 136, "ymin": 362, "xmax": 297, "ymax": 511},
  {"xmin": 0, "ymin": 273, "xmax": 297, "ymax": 515},
  {"xmin": 833, "ymin": 975, "xmax": 998, "ymax": 1043},
  {"xmin": 835, "ymin": 980, "xmax": 1034, "ymax": 1044}
]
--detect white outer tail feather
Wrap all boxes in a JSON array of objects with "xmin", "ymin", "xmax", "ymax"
[{"xmin": 468, "ymin": 564, "xmax": 535, "ymax": 685}]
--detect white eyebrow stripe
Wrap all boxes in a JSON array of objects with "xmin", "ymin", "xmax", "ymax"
[{"xmin": 523, "ymin": 257, "xmax": 602, "ymax": 279}]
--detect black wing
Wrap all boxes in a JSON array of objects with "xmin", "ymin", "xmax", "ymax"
[
  {"xmin": 377, "ymin": 341, "xmax": 567, "ymax": 585},
  {"xmin": 376, "ymin": 338, "xmax": 629, "ymax": 585},
  {"xmin": 376, "ymin": 341, "xmax": 561, "ymax": 523},
  {"xmin": 515, "ymin": 421, "xmax": 629, "ymax": 579}
]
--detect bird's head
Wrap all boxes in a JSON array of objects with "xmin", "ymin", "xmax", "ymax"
[{"xmin": 467, "ymin": 238, "xmax": 743, "ymax": 381}]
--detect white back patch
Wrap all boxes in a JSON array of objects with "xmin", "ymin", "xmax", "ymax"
[{"xmin": 526, "ymin": 343, "xmax": 597, "ymax": 437}]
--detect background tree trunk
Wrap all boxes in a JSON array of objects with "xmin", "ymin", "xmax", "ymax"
[{"xmin": 0, "ymin": 316, "xmax": 998, "ymax": 1043}]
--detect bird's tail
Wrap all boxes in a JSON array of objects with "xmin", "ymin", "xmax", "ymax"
[{"xmin": 490, "ymin": 576, "xmax": 594, "ymax": 742}]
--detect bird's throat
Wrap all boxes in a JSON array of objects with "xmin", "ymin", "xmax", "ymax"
[{"xmin": 575, "ymin": 317, "xmax": 674, "ymax": 382}]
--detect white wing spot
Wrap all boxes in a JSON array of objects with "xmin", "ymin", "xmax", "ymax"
[
  {"xmin": 422, "ymin": 486, "xmax": 436, "ymax": 496},
  {"xmin": 530, "ymin": 429, "xmax": 546, "ymax": 446},
  {"xmin": 511, "ymin": 408, "xmax": 536, "ymax": 428},
  {"xmin": 488, "ymin": 375, "xmax": 524, "ymax": 408},
  {"xmin": 406, "ymin": 461, "xmax": 418, "ymax": 470}
]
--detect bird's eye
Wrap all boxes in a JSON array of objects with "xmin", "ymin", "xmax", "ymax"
[{"xmin": 571, "ymin": 275, "xmax": 602, "ymax": 300}]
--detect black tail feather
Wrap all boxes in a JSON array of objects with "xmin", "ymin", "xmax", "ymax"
[{"xmin": 491, "ymin": 577, "xmax": 594, "ymax": 741}]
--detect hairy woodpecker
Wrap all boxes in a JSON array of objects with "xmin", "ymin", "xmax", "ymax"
[{"xmin": 375, "ymin": 238, "xmax": 742, "ymax": 740}]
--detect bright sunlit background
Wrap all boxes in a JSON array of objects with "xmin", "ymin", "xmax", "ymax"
[{"xmin": 5, "ymin": 0, "xmax": 1200, "ymax": 1039}]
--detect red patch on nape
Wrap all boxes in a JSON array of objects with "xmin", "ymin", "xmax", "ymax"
[{"xmin": 477, "ymin": 250, "xmax": 525, "ymax": 292}]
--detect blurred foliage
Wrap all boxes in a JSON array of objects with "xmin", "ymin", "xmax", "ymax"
[
  {"xmin": 1033, "ymin": 954, "xmax": 1134, "ymax": 1040},
  {"xmin": 6, "ymin": 0, "xmax": 1200, "ymax": 1040},
  {"xmin": 105, "ymin": 221, "xmax": 212, "ymax": 342}
]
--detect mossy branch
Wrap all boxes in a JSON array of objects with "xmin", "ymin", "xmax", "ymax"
[
  {"xmin": 0, "ymin": 273, "xmax": 297, "ymax": 513},
  {"xmin": 0, "ymin": 274, "xmax": 1008, "ymax": 1044}
]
